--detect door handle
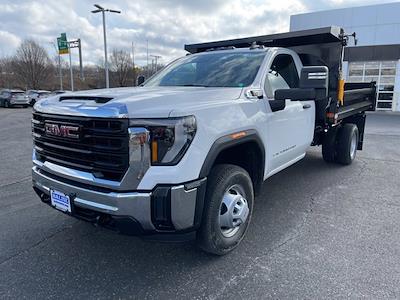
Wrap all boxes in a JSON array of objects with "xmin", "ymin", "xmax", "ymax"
[{"xmin": 303, "ymin": 104, "xmax": 311, "ymax": 109}]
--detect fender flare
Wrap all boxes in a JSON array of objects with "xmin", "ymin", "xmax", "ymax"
[{"xmin": 199, "ymin": 129, "xmax": 266, "ymax": 185}]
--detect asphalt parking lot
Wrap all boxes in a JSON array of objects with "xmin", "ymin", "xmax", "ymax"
[{"xmin": 0, "ymin": 108, "xmax": 399, "ymax": 299}]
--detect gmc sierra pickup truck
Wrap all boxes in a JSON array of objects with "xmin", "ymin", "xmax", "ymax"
[{"xmin": 32, "ymin": 27, "xmax": 376, "ymax": 255}]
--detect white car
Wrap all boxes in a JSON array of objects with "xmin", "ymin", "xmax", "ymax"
[{"xmin": 31, "ymin": 27, "xmax": 376, "ymax": 255}]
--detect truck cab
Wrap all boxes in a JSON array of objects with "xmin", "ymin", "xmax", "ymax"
[{"xmin": 32, "ymin": 27, "xmax": 376, "ymax": 255}]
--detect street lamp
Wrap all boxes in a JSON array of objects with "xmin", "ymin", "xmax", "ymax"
[{"xmin": 91, "ymin": 4, "xmax": 121, "ymax": 89}]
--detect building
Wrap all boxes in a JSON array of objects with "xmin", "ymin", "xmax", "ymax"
[{"xmin": 290, "ymin": 2, "xmax": 400, "ymax": 111}]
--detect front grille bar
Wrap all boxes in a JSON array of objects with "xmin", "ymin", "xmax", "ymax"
[{"xmin": 32, "ymin": 112, "xmax": 129, "ymax": 181}]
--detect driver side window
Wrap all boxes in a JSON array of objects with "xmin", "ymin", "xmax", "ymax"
[{"xmin": 265, "ymin": 54, "xmax": 299, "ymax": 98}]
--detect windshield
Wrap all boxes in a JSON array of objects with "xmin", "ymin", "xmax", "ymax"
[{"xmin": 144, "ymin": 51, "xmax": 266, "ymax": 88}]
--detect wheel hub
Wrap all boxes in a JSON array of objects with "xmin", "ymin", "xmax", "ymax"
[
  {"xmin": 219, "ymin": 185, "xmax": 249, "ymax": 238},
  {"xmin": 350, "ymin": 133, "xmax": 357, "ymax": 159}
]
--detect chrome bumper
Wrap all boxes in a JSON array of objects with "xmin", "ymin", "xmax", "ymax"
[{"xmin": 32, "ymin": 166, "xmax": 206, "ymax": 233}]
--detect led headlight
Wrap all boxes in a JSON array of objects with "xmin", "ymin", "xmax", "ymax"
[{"xmin": 129, "ymin": 116, "xmax": 196, "ymax": 165}]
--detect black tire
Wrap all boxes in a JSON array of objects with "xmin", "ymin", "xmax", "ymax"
[
  {"xmin": 197, "ymin": 164, "xmax": 254, "ymax": 255},
  {"xmin": 4, "ymin": 100, "xmax": 10, "ymax": 108},
  {"xmin": 336, "ymin": 124, "xmax": 359, "ymax": 165},
  {"xmin": 322, "ymin": 127, "xmax": 337, "ymax": 163}
]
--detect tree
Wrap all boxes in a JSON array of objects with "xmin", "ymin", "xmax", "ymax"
[
  {"xmin": 109, "ymin": 49, "xmax": 133, "ymax": 87},
  {"xmin": 0, "ymin": 57, "xmax": 16, "ymax": 89},
  {"xmin": 12, "ymin": 39, "xmax": 54, "ymax": 89}
]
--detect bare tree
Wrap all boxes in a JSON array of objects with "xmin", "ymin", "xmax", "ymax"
[
  {"xmin": 0, "ymin": 57, "xmax": 16, "ymax": 89},
  {"xmin": 12, "ymin": 39, "xmax": 54, "ymax": 89},
  {"xmin": 109, "ymin": 49, "xmax": 133, "ymax": 87}
]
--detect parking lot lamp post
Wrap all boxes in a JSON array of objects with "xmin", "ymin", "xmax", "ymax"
[{"xmin": 91, "ymin": 4, "xmax": 121, "ymax": 89}]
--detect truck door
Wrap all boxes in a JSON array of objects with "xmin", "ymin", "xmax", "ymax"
[{"xmin": 263, "ymin": 52, "xmax": 315, "ymax": 175}]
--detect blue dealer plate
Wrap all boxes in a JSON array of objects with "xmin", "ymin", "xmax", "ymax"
[{"xmin": 50, "ymin": 189, "xmax": 72, "ymax": 213}]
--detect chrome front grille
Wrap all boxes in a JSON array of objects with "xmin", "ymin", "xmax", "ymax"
[{"xmin": 32, "ymin": 112, "xmax": 129, "ymax": 181}]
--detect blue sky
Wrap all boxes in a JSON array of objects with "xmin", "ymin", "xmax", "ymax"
[{"xmin": 0, "ymin": 0, "xmax": 391, "ymax": 66}]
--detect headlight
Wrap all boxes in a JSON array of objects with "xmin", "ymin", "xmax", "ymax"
[{"xmin": 129, "ymin": 116, "xmax": 196, "ymax": 165}]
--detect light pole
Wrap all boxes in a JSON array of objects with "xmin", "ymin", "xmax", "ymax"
[{"xmin": 91, "ymin": 4, "xmax": 121, "ymax": 89}]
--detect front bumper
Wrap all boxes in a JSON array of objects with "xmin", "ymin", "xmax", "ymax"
[{"xmin": 32, "ymin": 166, "xmax": 206, "ymax": 240}]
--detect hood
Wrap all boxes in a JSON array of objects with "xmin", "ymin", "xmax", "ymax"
[{"xmin": 34, "ymin": 86, "xmax": 243, "ymax": 118}]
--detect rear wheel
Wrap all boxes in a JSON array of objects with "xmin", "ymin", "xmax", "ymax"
[
  {"xmin": 197, "ymin": 164, "xmax": 254, "ymax": 255},
  {"xmin": 336, "ymin": 124, "xmax": 359, "ymax": 165}
]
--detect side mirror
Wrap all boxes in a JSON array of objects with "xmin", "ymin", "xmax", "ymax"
[
  {"xmin": 274, "ymin": 66, "xmax": 329, "ymax": 102},
  {"xmin": 137, "ymin": 75, "xmax": 146, "ymax": 86},
  {"xmin": 299, "ymin": 66, "xmax": 329, "ymax": 96}
]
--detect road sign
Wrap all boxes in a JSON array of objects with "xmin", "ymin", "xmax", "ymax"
[{"xmin": 57, "ymin": 33, "xmax": 69, "ymax": 55}]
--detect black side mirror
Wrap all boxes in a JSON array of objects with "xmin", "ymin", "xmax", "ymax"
[
  {"xmin": 299, "ymin": 66, "xmax": 329, "ymax": 98},
  {"xmin": 274, "ymin": 66, "xmax": 329, "ymax": 102},
  {"xmin": 137, "ymin": 75, "xmax": 145, "ymax": 86}
]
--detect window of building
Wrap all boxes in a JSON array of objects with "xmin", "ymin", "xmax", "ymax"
[{"xmin": 348, "ymin": 61, "xmax": 397, "ymax": 111}]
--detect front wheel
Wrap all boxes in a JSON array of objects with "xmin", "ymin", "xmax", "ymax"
[{"xmin": 197, "ymin": 164, "xmax": 254, "ymax": 255}]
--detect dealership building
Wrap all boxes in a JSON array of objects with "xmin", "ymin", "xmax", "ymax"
[{"xmin": 290, "ymin": 2, "xmax": 400, "ymax": 111}]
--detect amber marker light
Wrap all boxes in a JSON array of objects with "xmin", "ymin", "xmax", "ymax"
[{"xmin": 230, "ymin": 131, "xmax": 247, "ymax": 140}]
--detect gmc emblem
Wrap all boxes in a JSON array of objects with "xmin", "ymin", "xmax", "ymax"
[{"xmin": 45, "ymin": 123, "xmax": 80, "ymax": 139}]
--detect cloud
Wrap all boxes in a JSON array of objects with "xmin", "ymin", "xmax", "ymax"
[
  {"xmin": 0, "ymin": 0, "xmax": 388, "ymax": 66},
  {"xmin": 0, "ymin": 30, "xmax": 21, "ymax": 56}
]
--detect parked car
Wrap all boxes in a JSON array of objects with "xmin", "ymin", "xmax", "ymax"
[
  {"xmin": 32, "ymin": 27, "xmax": 376, "ymax": 255},
  {"xmin": 51, "ymin": 90, "xmax": 70, "ymax": 95},
  {"xmin": 0, "ymin": 89, "xmax": 30, "ymax": 108},
  {"xmin": 26, "ymin": 90, "xmax": 51, "ymax": 106}
]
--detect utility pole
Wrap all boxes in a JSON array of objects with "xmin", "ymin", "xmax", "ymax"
[{"xmin": 92, "ymin": 4, "xmax": 121, "ymax": 88}]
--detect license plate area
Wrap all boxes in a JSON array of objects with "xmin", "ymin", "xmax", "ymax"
[{"xmin": 50, "ymin": 189, "xmax": 72, "ymax": 213}]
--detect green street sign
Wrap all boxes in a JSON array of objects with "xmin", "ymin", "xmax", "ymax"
[{"xmin": 57, "ymin": 33, "xmax": 69, "ymax": 55}]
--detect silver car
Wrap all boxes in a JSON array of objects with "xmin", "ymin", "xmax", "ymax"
[{"xmin": 0, "ymin": 89, "xmax": 30, "ymax": 108}]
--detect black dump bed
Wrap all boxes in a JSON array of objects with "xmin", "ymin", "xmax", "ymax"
[
  {"xmin": 185, "ymin": 26, "xmax": 376, "ymax": 125},
  {"xmin": 338, "ymin": 82, "xmax": 376, "ymax": 120}
]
